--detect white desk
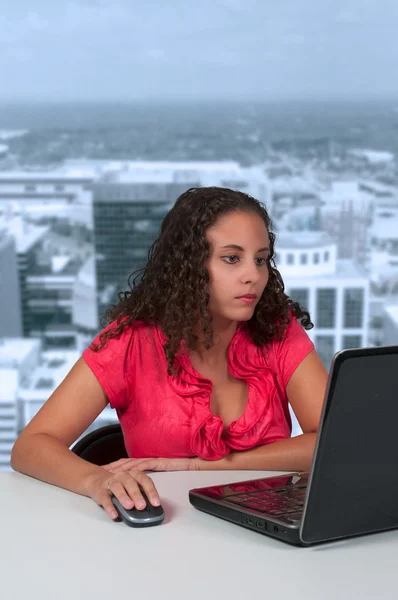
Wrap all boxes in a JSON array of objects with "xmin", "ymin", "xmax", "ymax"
[{"xmin": 1, "ymin": 470, "xmax": 398, "ymax": 600}]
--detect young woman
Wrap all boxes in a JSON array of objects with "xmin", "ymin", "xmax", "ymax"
[{"xmin": 11, "ymin": 187, "xmax": 328, "ymax": 521}]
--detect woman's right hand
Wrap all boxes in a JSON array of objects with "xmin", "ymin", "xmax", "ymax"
[{"xmin": 85, "ymin": 469, "xmax": 161, "ymax": 521}]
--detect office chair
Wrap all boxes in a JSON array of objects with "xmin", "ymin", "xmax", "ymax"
[{"xmin": 71, "ymin": 423, "xmax": 128, "ymax": 465}]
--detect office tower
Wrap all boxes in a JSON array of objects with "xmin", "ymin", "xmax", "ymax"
[
  {"xmin": 1, "ymin": 216, "xmax": 88, "ymax": 348},
  {"xmin": 72, "ymin": 256, "xmax": 98, "ymax": 352},
  {"xmin": 320, "ymin": 181, "xmax": 374, "ymax": 268},
  {"xmin": 0, "ymin": 231, "xmax": 22, "ymax": 336},
  {"xmin": 93, "ymin": 181, "xmax": 192, "ymax": 320},
  {"xmin": 277, "ymin": 231, "xmax": 369, "ymax": 369},
  {"xmin": 2, "ymin": 217, "xmax": 49, "ymax": 338}
]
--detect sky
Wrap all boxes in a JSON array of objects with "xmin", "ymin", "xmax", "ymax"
[{"xmin": 1, "ymin": 0, "xmax": 398, "ymax": 102}]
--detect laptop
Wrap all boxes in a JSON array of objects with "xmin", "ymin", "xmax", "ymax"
[{"xmin": 189, "ymin": 345, "xmax": 398, "ymax": 546}]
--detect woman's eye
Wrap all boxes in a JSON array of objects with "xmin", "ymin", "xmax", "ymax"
[
  {"xmin": 222, "ymin": 255, "xmax": 239, "ymax": 263},
  {"xmin": 256, "ymin": 257, "xmax": 267, "ymax": 265}
]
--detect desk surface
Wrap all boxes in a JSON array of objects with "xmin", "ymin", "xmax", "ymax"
[{"xmin": 1, "ymin": 470, "xmax": 398, "ymax": 600}]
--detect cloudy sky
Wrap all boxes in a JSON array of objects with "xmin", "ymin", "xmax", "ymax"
[{"xmin": 1, "ymin": 0, "xmax": 398, "ymax": 101}]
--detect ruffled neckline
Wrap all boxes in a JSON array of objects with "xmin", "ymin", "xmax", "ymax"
[{"xmin": 155, "ymin": 323, "xmax": 281, "ymax": 460}]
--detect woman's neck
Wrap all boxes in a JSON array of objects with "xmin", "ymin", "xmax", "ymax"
[{"xmin": 190, "ymin": 318, "xmax": 239, "ymax": 367}]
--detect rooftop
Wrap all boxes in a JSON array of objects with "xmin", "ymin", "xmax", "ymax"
[
  {"xmin": 0, "ymin": 165, "xmax": 95, "ymax": 182},
  {"xmin": 371, "ymin": 217, "xmax": 398, "ymax": 240},
  {"xmin": 0, "ymin": 216, "xmax": 48, "ymax": 253},
  {"xmin": 28, "ymin": 255, "xmax": 83, "ymax": 277},
  {"xmin": 348, "ymin": 149, "xmax": 395, "ymax": 163},
  {"xmin": 102, "ymin": 160, "xmax": 242, "ymax": 184},
  {"xmin": 0, "ymin": 338, "xmax": 40, "ymax": 367},
  {"xmin": 276, "ymin": 230, "xmax": 335, "ymax": 249}
]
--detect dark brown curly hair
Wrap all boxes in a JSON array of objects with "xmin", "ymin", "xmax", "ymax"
[{"xmin": 93, "ymin": 186, "xmax": 313, "ymax": 374}]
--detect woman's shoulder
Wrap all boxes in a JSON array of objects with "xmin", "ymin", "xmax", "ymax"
[{"xmin": 88, "ymin": 319, "xmax": 161, "ymax": 356}]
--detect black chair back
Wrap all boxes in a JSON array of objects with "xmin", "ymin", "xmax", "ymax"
[{"xmin": 71, "ymin": 423, "xmax": 128, "ymax": 466}]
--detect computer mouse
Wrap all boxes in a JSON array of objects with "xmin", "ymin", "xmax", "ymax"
[{"xmin": 111, "ymin": 491, "xmax": 165, "ymax": 527}]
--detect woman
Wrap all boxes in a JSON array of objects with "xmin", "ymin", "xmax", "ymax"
[{"xmin": 11, "ymin": 187, "xmax": 328, "ymax": 521}]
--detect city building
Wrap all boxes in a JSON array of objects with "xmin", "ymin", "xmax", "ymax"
[
  {"xmin": 320, "ymin": 181, "xmax": 374, "ymax": 267},
  {"xmin": 276, "ymin": 231, "xmax": 370, "ymax": 368},
  {"xmin": 0, "ymin": 215, "xmax": 95, "ymax": 348},
  {"xmin": 0, "ymin": 337, "xmax": 41, "ymax": 470},
  {"xmin": 72, "ymin": 256, "xmax": 98, "ymax": 352},
  {"xmin": 0, "ymin": 230, "xmax": 22, "ymax": 337},
  {"xmin": 383, "ymin": 305, "xmax": 398, "ymax": 346},
  {"xmin": 0, "ymin": 168, "xmax": 94, "ymax": 228}
]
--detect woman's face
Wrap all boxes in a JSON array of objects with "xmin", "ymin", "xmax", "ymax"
[{"xmin": 205, "ymin": 210, "xmax": 270, "ymax": 325}]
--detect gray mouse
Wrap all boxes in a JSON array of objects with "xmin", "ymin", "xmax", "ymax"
[{"xmin": 111, "ymin": 491, "xmax": 165, "ymax": 527}]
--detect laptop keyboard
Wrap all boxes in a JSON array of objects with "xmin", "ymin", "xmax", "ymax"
[{"xmin": 226, "ymin": 484, "xmax": 307, "ymax": 521}]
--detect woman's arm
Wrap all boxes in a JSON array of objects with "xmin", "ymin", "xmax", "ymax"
[
  {"xmin": 11, "ymin": 357, "xmax": 162, "ymax": 518},
  {"xmin": 11, "ymin": 357, "xmax": 112, "ymax": 495}
]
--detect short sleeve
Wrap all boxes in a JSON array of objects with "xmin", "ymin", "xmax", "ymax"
[
  {"xmin": 271, "ymin": 317, "xmax": 314, "ymax": 389},
  {"xmin": 82, "ymin": 321, "xmax": 136, "ymax": 411}
]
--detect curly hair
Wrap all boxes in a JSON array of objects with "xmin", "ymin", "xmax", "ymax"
[{"xmin": 92, "ymin": 186, "xmax": 313, "ymax": 374}]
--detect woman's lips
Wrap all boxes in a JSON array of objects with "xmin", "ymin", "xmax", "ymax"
[{"xmin": 236, "ymin": 295, "xmax": 257, "ymax": 304}]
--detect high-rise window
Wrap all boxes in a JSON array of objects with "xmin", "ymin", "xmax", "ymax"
[
  {"xmin": 316, "ymin": 288, "xmax": 336, "ymax": 328},
  {"xmin": 315, "ymin": 335, "xmax": 335, "ymax": 368},
  {"xmin": 342, "ymin": 335, "xmax": 362, "ymax": 349},
  {"xmin": 289, "ymin": 288, "xmax": 309, "ymax": 310},
  {"xmin": 300, "ymin": 253, "xmax": 308, "ymax": 265},
  {"xmin": 344, "ymin": 288, "xmax": 364, "ymax": 328},
  {"xmin": 287, "ymin": 253, "xmax": 294, "ymax": 265}
]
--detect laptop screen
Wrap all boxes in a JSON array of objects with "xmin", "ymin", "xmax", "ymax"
[{"xmin": 301, "ymin": 346, "xmax": 398, "ymax": 543}]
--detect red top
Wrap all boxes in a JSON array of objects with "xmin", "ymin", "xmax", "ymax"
[{"xmin": 83, "ymin": 317, "xmax": 314, "ymax": 461}]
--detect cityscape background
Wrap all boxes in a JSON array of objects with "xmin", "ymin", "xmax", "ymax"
[{"xmin": 1, "ymin": 1, "xmax": 398, "ymax": 470}]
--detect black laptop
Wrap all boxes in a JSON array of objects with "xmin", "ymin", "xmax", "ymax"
[{"xmin": 189, "ymin": 345, "xmax": 398, "ymax": 546}]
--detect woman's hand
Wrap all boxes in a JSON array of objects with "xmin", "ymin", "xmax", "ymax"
[
  {"xmin": 102, "ymin": 456, "xmax": 199, "ymax": 473},
  {"xmin": 84, "ymin": 469, "xmax": 162, "ymax": 521}
]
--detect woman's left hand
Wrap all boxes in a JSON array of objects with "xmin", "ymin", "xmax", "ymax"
[{"xmin": 102, "ymin": 456, "xmax": 199, "ymax": 473}]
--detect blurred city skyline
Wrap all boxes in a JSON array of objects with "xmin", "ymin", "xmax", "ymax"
[{"xmin": 1, "ymin": 0, "xmax": 398, "ymax": 102}]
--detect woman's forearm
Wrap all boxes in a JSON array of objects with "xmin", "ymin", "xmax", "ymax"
[
  {"xmin": 11, "ymin": 432, "xmax": 108, "ymax": 497},
  {"xmin": 195, "ymin": 433, "xmax": 317, "ymax": 472}
]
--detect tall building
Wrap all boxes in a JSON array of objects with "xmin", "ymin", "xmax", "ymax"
[
  {"xmin": 0, "ymin": 231, "xmax": 22, "ymax": 337},
  {"xmin": 1, "ymin": 217, "xmax": 49, "ymax": 338},
  {"xmin": 0, "ymin": 216, "xmax": 92, "ymax": 348},
  {"xmin": 276, "ymin": 231, "xmax": 370, "ymax": 368},
  {"xmin": 0, "ymin": 337, "xmax": 41, "ymax": 470},
  {"xmin": 72, "ymin": 256, "xmax": 98, "ymax": 352},
  {"xmin": 93, "ymin": 181, "xmax": 191, "ymax": 318},
  {"xmin": 320, "ymin": 181, "xmax": 374, "ymax": 268}
]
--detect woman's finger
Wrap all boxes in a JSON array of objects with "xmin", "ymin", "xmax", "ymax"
[
  {"xmin": 110, "ymin": 458, "xmax": 151, "ymax": 472},
  {"xmin": 101, "ymin": 458, "xmax": 132, "ymax": 470},
  {"xmin": 131, "ymin": 471, "xmax": 161, "ymax": 506},
  {"xmin": 99, "ymin": 483, "xmax": 122, "ymax": 520},
  {"xmin": 107, "ymin": 478, "xmax": 138, "ymax": 509}
]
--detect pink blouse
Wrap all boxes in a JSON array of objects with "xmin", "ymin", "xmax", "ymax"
[{"xmin": 83, "ymin": 317, "xmax": 314, "ymax": 461}]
